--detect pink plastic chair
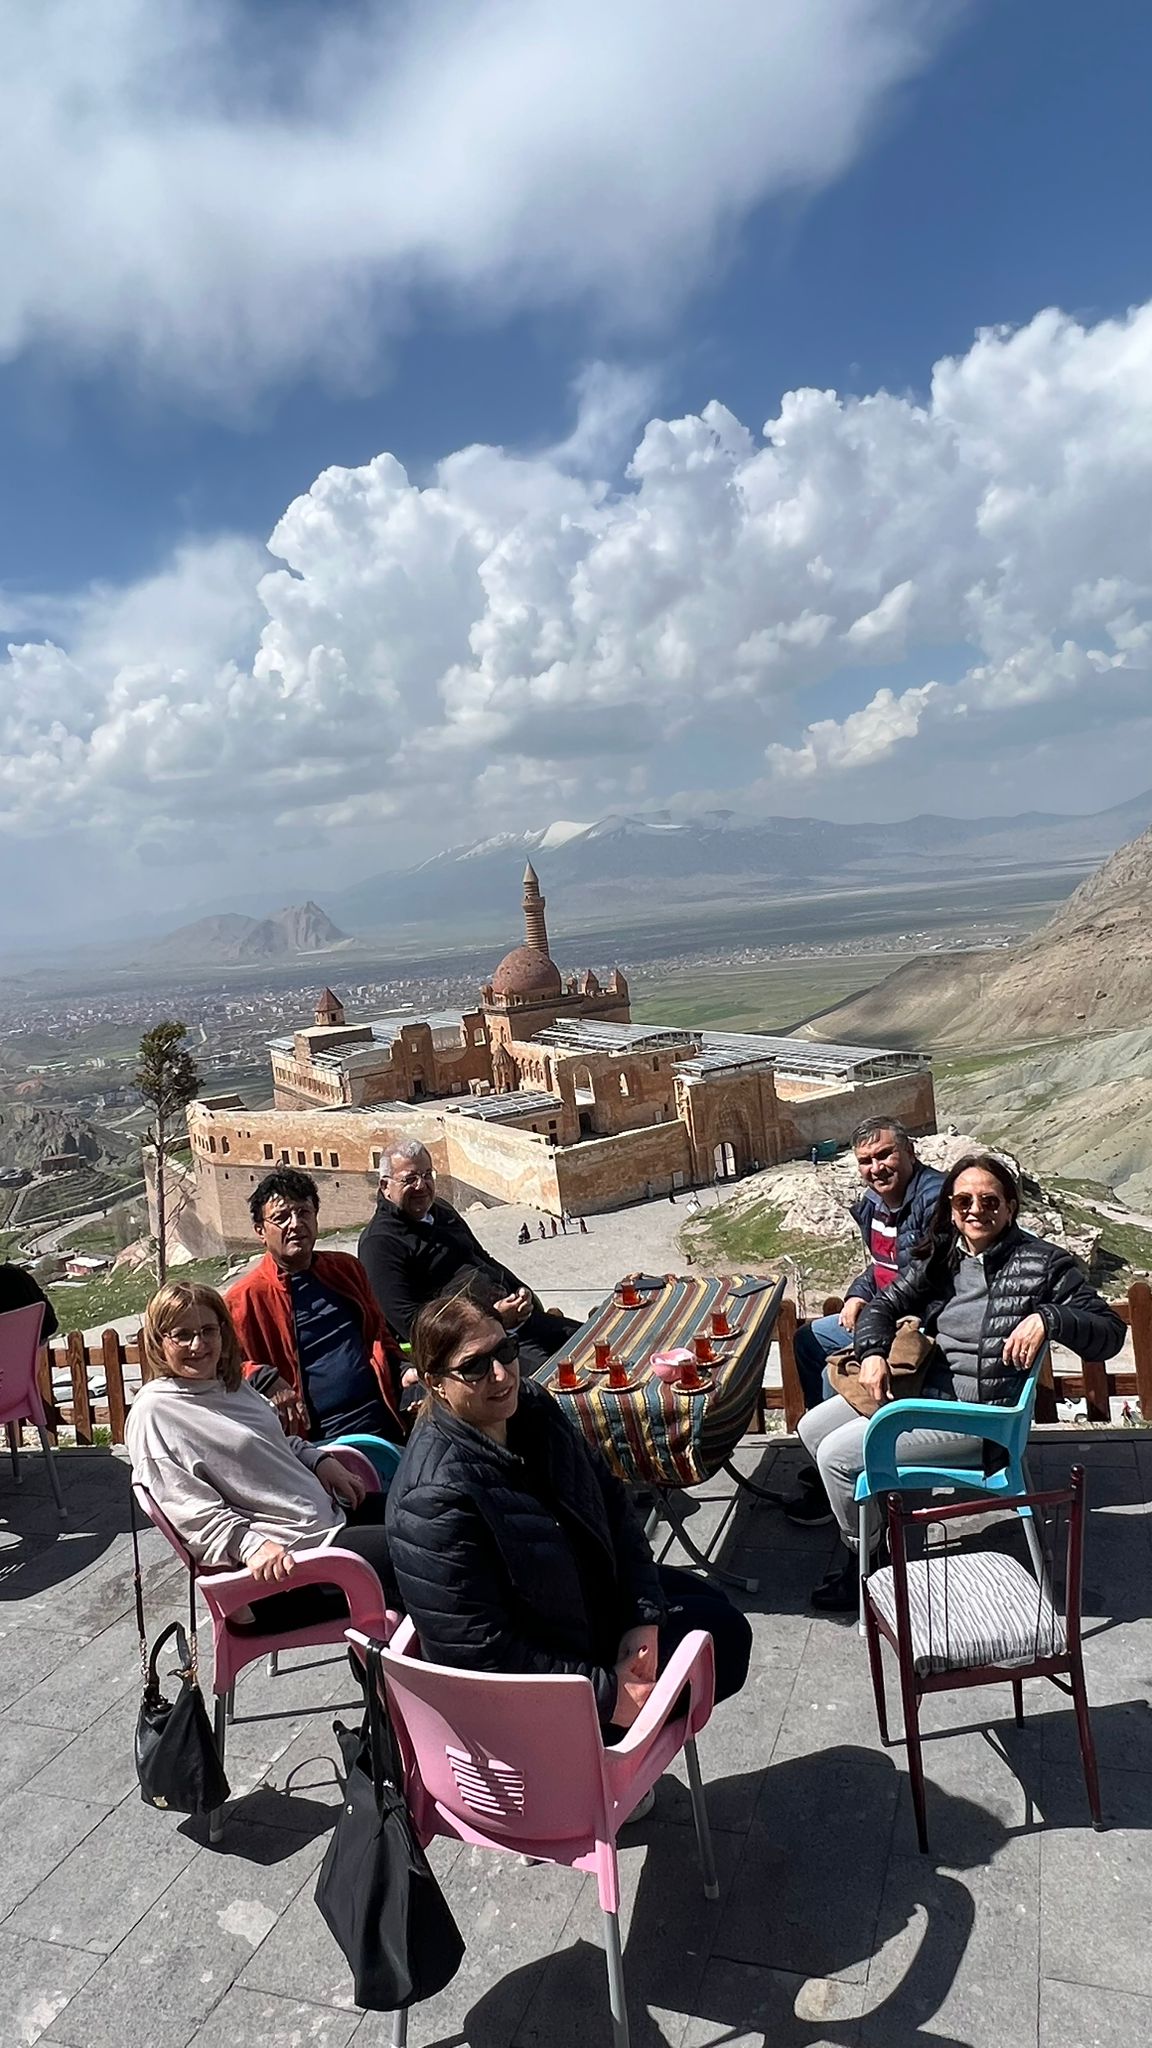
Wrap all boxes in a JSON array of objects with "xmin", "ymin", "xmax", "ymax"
[
  {"xmin": 0, "ymin": 1303, "xmax": 64, "ymax": 1516},
  {"xmin": 135, "ymin": 1445, "xmax": 398, "ymax": 1840},
  {"xmin": 350, "ymin": 1616, "xmax": 719, "ymax": 2048}
]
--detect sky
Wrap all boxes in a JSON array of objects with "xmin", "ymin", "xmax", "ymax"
[{"xmin": 3, "ymin": 0, "xmax": 1152, "ymax": 942}]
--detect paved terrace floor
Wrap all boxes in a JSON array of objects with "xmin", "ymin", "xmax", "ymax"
[{"xmin": 2, "ymin": 1434, "xmax": 1151, "ymax": 2048}]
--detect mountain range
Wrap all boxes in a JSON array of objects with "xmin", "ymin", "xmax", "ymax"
[
  {"xmin": 150, "ymin": 901, "xmax": 348, "ymax": 964},
  {"xmin": 326, "ymin": 789, "xmax": 1152, "ymax": 934}
]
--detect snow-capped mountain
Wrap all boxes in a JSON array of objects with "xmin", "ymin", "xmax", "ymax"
[{"xmin": 327, "ymin": 790, "xmax": 1152, "ymax": 936}]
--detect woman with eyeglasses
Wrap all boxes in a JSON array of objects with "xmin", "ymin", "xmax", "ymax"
[
  {"xmin": 797, "ymin": 1152, "xmax": 1125, "ymax": 1612},
  {"xmin": 385, "ymin": 1288, "xmax": 752, "ymax": 1737},
  {"xmin": 127, "ymin": 1283, "xmax": 397, "ymax": 1627}
]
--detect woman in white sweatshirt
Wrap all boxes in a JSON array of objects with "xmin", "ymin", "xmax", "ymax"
[{"xmin": 127, "ymin": 1282, "xmax": 395, "ymax": 1624}]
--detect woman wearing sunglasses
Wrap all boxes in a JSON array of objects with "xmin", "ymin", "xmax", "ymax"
[
  {"xmin": 385, "ymin": 1287, "xmax": 752, "ymax": 1740},
  {"xmin": 798, "ymin": 1152, "xmax": 1125, "ymax": 1612}
]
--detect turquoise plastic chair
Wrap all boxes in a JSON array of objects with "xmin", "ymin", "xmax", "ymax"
[
  {"xmin": 855, "ymin": 1346, "xmax": 1049, "ymax": 1623},
  {"xmin": 328, "ymin": 1433, "xmax": 404, "ymax": 1487}
]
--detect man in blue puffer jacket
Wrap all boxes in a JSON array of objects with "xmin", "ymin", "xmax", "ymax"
[{"xmin": 786, "ymin": 1118, "xmax": 943, "ymax": 1525}]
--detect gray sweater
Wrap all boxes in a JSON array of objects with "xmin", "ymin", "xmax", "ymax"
[
  {"xmin": 933, "ymin": 1251, "xmax": 989, "ymax": 1385},
  {"xmin": 126, "ymin": 1375, "xmax": 345, "ymax": 1567}
]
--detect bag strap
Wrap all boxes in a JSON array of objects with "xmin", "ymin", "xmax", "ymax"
[
  {"xmin": 129, "ymin": 1481, "xmax": 200, "ymax": 1684},
  {"xmin": 364, "ymin": 1641, "xmax": 403, "ymax": 1806},
  {"xmin": 145, "ymin": 1619, "xmax": 194, "ymax": 1694},
  {"xmin": 129, "ymin": 1483, "xmax": 150, "ymax": 1685}
]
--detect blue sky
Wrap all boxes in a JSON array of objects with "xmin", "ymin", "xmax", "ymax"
[{"xmin": 3, "ymin": 0, "xmax": 1152, "ymax": 936}]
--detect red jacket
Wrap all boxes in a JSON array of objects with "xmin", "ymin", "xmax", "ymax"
[{"xmin": 229, "ymin": 1251, "xmax": 404, "ymax": 1440}]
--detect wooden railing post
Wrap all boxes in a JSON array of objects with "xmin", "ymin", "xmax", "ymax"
[
  {"xmin": 1128, "ymin": 1279, "xmax": 1152, "ymax": 1421},
  {"xmin": 36, "ymin": 1346, "xmax": 60, "ymax": 1441},
  {"xmin": 1081, "ymin": 1360, "xmax": 1111, "ymax": 1424},
  {"xmin": 66, "ymin": 1332, "xmax": 94, "ymax": 1445},
  {"xmin": 102, "ymin": 1329, "xmax": 128, "ymax": 1443},
  {"xmin": 777, "ymin": 1298, "xmax": 805, "ymax": 1434}
]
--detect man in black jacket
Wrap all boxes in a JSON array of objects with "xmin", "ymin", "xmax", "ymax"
[{"xmin": 358, "ymin": 1142, "xmax": 581, "ymax": 1371}]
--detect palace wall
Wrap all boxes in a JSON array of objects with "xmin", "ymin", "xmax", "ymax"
[
  {"xmin": 552, "ymin": 1121, "xmax": 692, "ymax": 1213},
  {"xmin": 777, "ymin": 1067, "xmax": 937, "ymax": 1151}
]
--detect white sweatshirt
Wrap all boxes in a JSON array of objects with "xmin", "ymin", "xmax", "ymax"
[{"xmin": 126, "ymin": 1374, "xmax": 345, "ymax": 1567}]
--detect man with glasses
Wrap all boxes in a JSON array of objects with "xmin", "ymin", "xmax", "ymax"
[
  {"xmin": 358, "ymin": 1141, "xmax": 581, "ymax": 1372},
  {"xmin": 228, "ymin": 1169, "xmax": 404, "ymax": 1445}
]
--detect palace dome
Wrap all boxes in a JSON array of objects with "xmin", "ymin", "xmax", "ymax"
[{"xmin": 490, "ymin": 943, "xmax": 563, "ymax": 1000}]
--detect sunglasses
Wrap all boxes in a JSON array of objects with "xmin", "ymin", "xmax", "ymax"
[
  {"xmin": 951, "ymin": 1194, "xmax": 1006, "ymax": 1216},
  {"xmin": 441, "ymin": 1336, "xmax": 520, "ymax": 1386}
]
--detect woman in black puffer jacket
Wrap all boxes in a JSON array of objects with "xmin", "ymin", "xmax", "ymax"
[
  {"xmin": 385, "ymin": 1288, "xmax": 751, "ymax": 1733},
  {"xmin": 798, "ymin": 1153, "xmax": 1125, "ymax": 1612}
]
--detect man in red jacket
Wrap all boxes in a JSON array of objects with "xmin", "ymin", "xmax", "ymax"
[{"xmin": 228, "ymin": 1170, "xmax": 404, "ymax": 1445}]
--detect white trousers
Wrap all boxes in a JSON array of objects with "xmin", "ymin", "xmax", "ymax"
[{"xmin": 796, "ymin": 1394, "xmax": 984, "ymax": 1551}]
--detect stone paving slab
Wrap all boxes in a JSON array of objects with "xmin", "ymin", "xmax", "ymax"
[
  {"xmin": 45, "ymin": 1819, "xmax": 328, "ymax": 2048},
  {"xmin": 1039, "ymin": 1976, "xmax": 1152, "ymax": 2047},
  {"xmin": 508, "ymin": 1818, "xmax": 746, "ymax": 2048},
  {"xmin": 0, "ymin": 1930, "xmax": 102, "ymax": 2048},
  {"xmin": 1039, "ymin": 1764, "xmax": 1152, "ymax": 2001},
  {"xmin": 1, "ymin": 1442, "xmax": 1150, "ymax": 2048},
  {"xmin": 0, "ymin": 1717, "xmax": 74, "ymax": 1802},
  {"xmin": 4, "ymin": 1612, "xmax": 144, "ymax": 1730},
  {"xmin": 10, "ymin": 1794, "xmax": 201, "ymax": 1956},
  {"xmin": 0, "ymin": 1786, "xmax": 114, "ymax": 1924},
  {"xmin": 187, "ymin": 1987, "xmax": 363, "ymax": 2048}
]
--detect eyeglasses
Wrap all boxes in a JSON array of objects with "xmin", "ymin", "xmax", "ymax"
[
  {"xmin": 440, "ymin": 1336, "xmax": 519, "ymax": 1386},
  {"xmin": 165, "ymin": 1325, "xmax": 220, "ymax": 1348},
  {"xmin": 951, "ymin": 1194, "xmax": 1006, "ymax": 1216},
  {"xmin": 392, "ymin": 1169, "xmax": 435, "ymax": 1190}
]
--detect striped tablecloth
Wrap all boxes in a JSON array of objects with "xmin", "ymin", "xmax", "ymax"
[{"xmin": 532, "ymin": 1272, "xmax": 785, "ymax": 1488}]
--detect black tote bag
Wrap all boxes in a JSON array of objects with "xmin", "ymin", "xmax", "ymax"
[
  {"xmin": 130, "ymin": 1491, "xmax": 230, "ymax": 1816},
  {"xmin": 315, "ymin": 1640, "xmax": 465, "ymax": 2010},
  {"xmin": 135, "ymin": 1620, "xmax": 232, "ymax": 1815}
]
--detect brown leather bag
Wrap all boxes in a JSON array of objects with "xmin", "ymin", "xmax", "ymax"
[{"xmin": 826, "ymin": 1316, "xmax": 937, "ymax": 1418}]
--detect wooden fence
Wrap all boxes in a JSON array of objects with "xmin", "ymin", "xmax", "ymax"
[{"xmin": 25, "ymin": 1277, "xmax": 1152, "ymax": 1446}]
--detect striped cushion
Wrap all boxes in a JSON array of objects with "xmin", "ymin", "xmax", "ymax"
[{"xmin": 868, "ymin": 1552, "xmax": 1065, "ymax": 1677}]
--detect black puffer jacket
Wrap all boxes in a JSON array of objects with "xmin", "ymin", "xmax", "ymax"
[
  {"xmin": 385, "ymin": 1379, "xmax": 665, "ymax": 1717},
  {"xmin": 855, "ymin": 1224, "xmax": 1125, "ymax": 1407}
]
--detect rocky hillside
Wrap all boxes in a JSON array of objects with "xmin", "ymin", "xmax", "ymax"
[
  {"xmin": 682, "ymin": 1133, "xmax": 1150, "ymax": 1305},
  {"xmin": 0, "ymin": 1104, "xmax": 133, "ymax": 1175},
  {"xmin": 150, "ymin": 901, "xmax": 348, "ymax": 964},
  {"xmin": 801, "ymin": 823, "xmax": 1152, "ymax": 1050},
  {"xmin": 937, "ymin": 1027, "xmax": 1152, "ymax": 1211}
]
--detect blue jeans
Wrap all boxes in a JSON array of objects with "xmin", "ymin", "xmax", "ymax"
[{"xmin": 794, "ymin": 1311, "xmax": 855, "ymax": 1410}]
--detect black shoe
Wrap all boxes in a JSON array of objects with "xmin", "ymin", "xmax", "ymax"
[
  {"xmin": 810, "ymin": 1559, "xmax": 860, "ymax": 1612},
  {"xmin": 784, "ymin": 1477, "xmax": 834, "ymax": 1527}
]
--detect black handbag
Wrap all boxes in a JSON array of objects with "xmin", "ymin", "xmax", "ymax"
[
  {"xmin": 314, "ymin": 1639, "xmax": 465, "ymax": 2010},
  {"xmin": 131, "ymin": 1494, "xmax": 231, "ymax": 1816}
]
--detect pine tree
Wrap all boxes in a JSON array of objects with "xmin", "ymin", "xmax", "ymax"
[{"xmin": 135, "ymin": 1022, "xmax": 200, "ymax": 1284}]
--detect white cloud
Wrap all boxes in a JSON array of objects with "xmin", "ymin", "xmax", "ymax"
[
  {"xmin": 5, "ymin": 299, "xmax": 1152, "ymax": 906},
  {"xmin": 764, "ymin": 682, "xmax": 948, "ymax": 777},
  {"xmin": 0, "ymin": 0, "xmax": 948, "ymax": 393}
]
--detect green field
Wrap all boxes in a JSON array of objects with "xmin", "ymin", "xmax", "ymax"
[
  {"xmin": 631, "ymin": 956, "xmax": 912, "ymax": 1035},
  {"xmin": 46, "ymin": 1256, "xmax": 234, "ymax": 1334},
  {"xmin": 681, "ymin": 1197, "xmax": 860, "ymax": 1299}
]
